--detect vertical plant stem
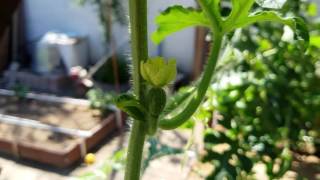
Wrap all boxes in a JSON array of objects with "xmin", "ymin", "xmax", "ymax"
[
  {"xmin": 125, "ymin": 0, "xmax": 148, "ymax": 179},
  {"xmin": 129, "ymin": 0, "xmax": 148, "ymax": 96},
  {"xmin": 125, "ymin": 121, "xmax": 146, "ymax": 180}
]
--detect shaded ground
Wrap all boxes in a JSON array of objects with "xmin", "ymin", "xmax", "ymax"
[
  {"xmin": 0, "ymin": 96, "xmax": 104, "ymax": 130},
  {"xmin": 0, "ymin": 130, "xmax": 194, "ymax": 180},
  {"xmin": 0, "ymin": 95, "xmax": 111, "ymax": 152},
  {"xmin": 0, "ymin": 129, "xmax": 318, "ymax": 180}
]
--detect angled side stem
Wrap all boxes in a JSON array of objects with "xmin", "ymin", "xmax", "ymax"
[
  {"xmin": 197, "ymin": 0, "xmax": 222, "ymax": 33},
  {"xmin": 159, "ymin": 33, "xmax": 223, "ymax": 130},
  {"xmin": 158, "ymin": 0, "xmax": 224, "ymax": 130},
  {"xmin": 125, "ymin": 0, "xmax": 148, "ymax": 179}
]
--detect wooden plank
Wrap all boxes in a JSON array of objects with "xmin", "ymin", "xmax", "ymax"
[
  {"xmin": 0, "ymin": 28, "xmax": 10, "ymax": 73},
  {"xmin": 0, "ymin": 0, "xmax": 21, "ymax": 37},
  {"xmin": 192, "ymin": 27, "xmax": 207, "ymax": 80}
]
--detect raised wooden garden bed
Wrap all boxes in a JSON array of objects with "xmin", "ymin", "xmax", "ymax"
[
  {"xmin": 0, "ymin": 89, "xmax": 124, "ymax": 168},
  {"xmin": 3, "ymin": 70, "xmax": 71, "ymax": 94}
]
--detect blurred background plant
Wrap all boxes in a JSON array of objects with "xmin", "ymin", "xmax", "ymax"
[
  {"xmin": 73, "ymin": 0, "xmax": 127, "ymax": 41},
  {"xmin": 79, "ymin": 0, "xmax": 320, "ymax": 179},
  {"xmin": 86, "ymin": 88, "xmax": 115, "ymax": 115},
  {"xmin": 12, "ymin": 83, "xmax": 29, "ymax": 99},
  {"xmin": 177, "ymin": 0, "xmax": 320, "ymax": 179},
  {"xmin": 93, "ymin": 54, "xmax": 130, "ymax": 85}
]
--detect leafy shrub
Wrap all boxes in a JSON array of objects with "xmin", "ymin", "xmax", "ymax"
[
  {"xmin": 188, "ymin": 1, "xmax": 320, "ymax": 179},
  {"xmin": 93, "ymin": 54, "xmax": 130, "ymax": 84},
  {"xmin": 86, "ymin": 88, "xmax": 115, "ymax": 115}
]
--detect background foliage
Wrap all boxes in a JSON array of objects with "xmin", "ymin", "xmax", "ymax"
[
  {"xmin": 74, "ymin": 0, "xmax": 127, "ymax": 40},
  {"xmin": 183, "ymin": 0, "xmax": 320, "ymax": 179}
]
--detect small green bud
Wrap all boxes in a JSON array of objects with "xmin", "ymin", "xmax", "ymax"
[
  {"xmin": 147, "ymin": 88, "xmax": 166, "ymax": 117},
  {"xmin": 140, "ymin": 57, "xmax": 177, "ymax": 88},
  {"xmin": 146, "ymin": 88, "xmax": 166, "ymax": 135}
]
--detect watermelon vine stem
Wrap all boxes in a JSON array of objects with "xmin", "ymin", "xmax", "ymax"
[{"xmin": 124, "ymin": 0, "xmax": 148, "ymax": 179}]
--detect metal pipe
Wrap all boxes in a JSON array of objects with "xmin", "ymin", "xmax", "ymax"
[
  {"xmin": 0, "ymin": 88, "xmax": 118, "ymax": 110},
  {"xmin": 0, "ymin": 114, "xmax": 92, "ymax": 138}
]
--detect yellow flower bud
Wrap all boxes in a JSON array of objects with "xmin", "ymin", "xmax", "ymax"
[{"xmin": 140, "ymin": 57, "xmax": 177, "ymax": 87}]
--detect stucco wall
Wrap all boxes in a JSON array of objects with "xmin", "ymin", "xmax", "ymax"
[
  {"xmin": 22, "ymin": 0, "xmax": 129, "ymax": 65},
  {"xmin": 22, "ymin": 0, "xmax": 197, "ymax": 73},
  {"xmin": 20, "ymin": 0, "xmax": 320, "ymax": 74}
]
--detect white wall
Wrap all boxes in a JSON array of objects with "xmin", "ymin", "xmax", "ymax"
[
  {"xmin": 23, "ymin": 0, "xmax": 196, "ymax": 73},
  {"xmin": 22, "ymin": 0, "xmax": 129, "ymax": 64},
  {"xmin": 23, "ymin": 0, "xmax": 319, "ymax": 74}
]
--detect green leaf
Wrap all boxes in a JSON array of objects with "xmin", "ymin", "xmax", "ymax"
[
  {"xmin": 307, "ymin": 3, "xmax": 318, "ymax": 17},
  {"xmin": 255, "ymin": 0, "xmax": 287, "ymax": 9},
  {"xmin": 123, "ymin": 107, "xmax": 146, "ymax": 121},
  {"xmin": 212, "ymin": 165, "xmax": 236, "ymax": 180},
  {"xmin": 115, "ymin": 94, "xmax": 144, "ymax": 110},
  {"xmin": 114, "ymin": 94, "xmax": 146, "ymax": 121},
  {"xmin": 223, "ymin": 0, "xmax": 309, "ymax": 47},
  {"xmin": 204, "ymin": 131, "xmax": 234, "ymax": 144},
  {"xmin": 293, "ymin": 17, "xmax": 310, "ymax": 45},
  {"xmin": 143, "ymin": 138, "xmax": 183, "ymax": 172},
  {"xmin": 152, "ymin": 5, "xmax": 210, "ymax": 44},
  {"xmin": 203, "ymin": 151, "xmax": 223, "ymax": 162},
  {"xmin": 227, "ymin": 11, "xmax": 309, "ymax": 44},
  {"xmin": 310, "ymin": 35, "xmax": 320, "ymax": 48},
  {"xmin": 238, "ymin": 154, "xmax": 253, "ymax": 173}
]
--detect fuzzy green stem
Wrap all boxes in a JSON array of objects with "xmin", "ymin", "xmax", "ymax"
[
  {"xmin": 129, "ymin": 0, "xmax": 148, "ymax": 96},
  {"xmin": 125, "ymin": 0, "xmax": 148, "ymax": 179},
  {"xmin": 125, "ymin": 121, "xmax": 146, "ymax": 180},
  {"xmin": 159, "ymin": 33, "xmax": 223, "ymax": 130}
]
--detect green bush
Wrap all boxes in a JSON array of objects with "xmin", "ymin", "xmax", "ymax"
[
  {"xmin": 93, "ymin": 54, "xmax": 130, "ymax": 84},
  {"xmin": 185, "ymin": 1, "xmax": 320, "ymax": 179}
]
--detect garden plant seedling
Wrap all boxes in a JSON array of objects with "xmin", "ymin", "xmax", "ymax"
[{"xmin": 116, "ymin": 0, "xmax": 309, "ymax": 179}]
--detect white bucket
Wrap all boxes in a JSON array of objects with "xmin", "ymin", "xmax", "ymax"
[
  {"xmin": 33, "ymin": 37, "xmax": 60, "ymax": 74},
  {"xmin": 33, "ymin": 32, "xmax": 88, "ymax": 74},
  {"xmin": 57, "ymin": 35, "xmax": 88, "ymax": 73}
]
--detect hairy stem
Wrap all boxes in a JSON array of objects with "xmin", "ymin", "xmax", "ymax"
[
  {"xmin": 125, "ymin": 0, "xmax": 148, "ymax": 179},
  {"xmin": 159, "ymin": 33, "xmax": 223, "ymax": 130},
  {"xmin": 129, "ymin": 0, "xmax": 148, "ymax": 95},
  {"xmin": 125, "ymin": 121, "xmax": 146, "ymax": 180}
]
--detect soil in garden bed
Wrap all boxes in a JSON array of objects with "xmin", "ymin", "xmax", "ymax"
[{"xmin": 0, "ymin": 95, "xmax": 110, "ymax": 151}]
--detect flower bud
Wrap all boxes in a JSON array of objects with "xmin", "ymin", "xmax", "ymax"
[
  {"xmin": 140, "ymin": 57, "xmax": 177, "ymax": 87},
  {"xmin": 146, "ymin": 87, "xmax": 166, "ymax": 135}
]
